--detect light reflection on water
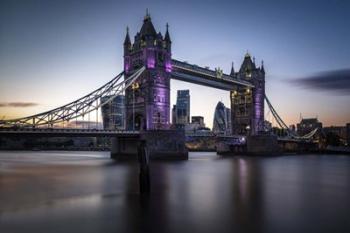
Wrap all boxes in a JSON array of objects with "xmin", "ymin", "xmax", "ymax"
[{"xmin": 0, "ymin": 151, "xmax": 349, "ymax": 233}]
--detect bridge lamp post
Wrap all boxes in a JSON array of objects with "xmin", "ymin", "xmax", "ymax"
[
  {"xmin": 131, "ymin": 82, "xmax": 140, "ymax": 131},
  {"xmin": 246, "ymin": 125, "xmax": 251, "ymax": 135}
]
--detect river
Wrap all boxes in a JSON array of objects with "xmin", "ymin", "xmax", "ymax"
[{"xmin": 0, "ymin": 151, "xmax": 349, "ymax": 233}]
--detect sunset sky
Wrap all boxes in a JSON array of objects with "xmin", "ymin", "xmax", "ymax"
[{"xmin": 0, "ymin": 0, "xmax": 349, "ymax": 128}]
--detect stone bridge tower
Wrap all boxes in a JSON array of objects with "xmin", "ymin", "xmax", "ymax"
[
  {"xmin": 124, "ymin": 12, "xmax": 172, "ymax": 130},
  {"xmin": 230, "ymin": 53, "xmax": 265, "ymax": 135}
]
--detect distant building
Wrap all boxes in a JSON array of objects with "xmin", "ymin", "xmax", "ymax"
[
  {"xmin": 191, "ymin": 116, "xmax": 205, "ymax": 128},
  {"xmin": 225, "ymin": 107, "xmax": 232, "ymax": 135},
  {"xmin": 264, "ymin": 120, "xmax": 272, "ymax": 132},
  {"xmin": 175, "ymin": 90, "xmax": 190, "ymax": 125},
  {"xmin": 184, "ymin": 116, "xmax": 206, "ymax": 133},
  {"xmin": 213, "ymin": 101, "xmax": 231, "ymax": 135},
  {"xmin": 101, "ymin": 95, "xmax": 125, "ymax": 130},
  {"xmin": 347, "ymin": 123, "xmax": 350, "ymax": 146},
  {"xmin": 172, "ymin": 105, "xmax": 177, "ymax": 124},
  {"xmin": 289, "ymin": 124, "xmax": 296, "ymax": 132},
  {"xmin": 324, "ymin": 126, "xmax": 347, "ymax": 142},
  {"xmin": 297, "ymin": 118, "xmax": 322, "ymax": 136}
]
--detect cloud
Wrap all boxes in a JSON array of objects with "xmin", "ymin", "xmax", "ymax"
[
  {"xmin": 0, "ymin": 102, "xmax": 39, "ymax": 107},
  {"xmin": 289, "ymin": 69, "xmax": 350, "ymax": 95}
]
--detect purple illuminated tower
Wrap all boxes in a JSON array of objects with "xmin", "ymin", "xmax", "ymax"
[
  {"xmin": 124, "ymin": 12, "xmax": 172, "ymax": 130},
  {"xmin": 230, "ymin": 53, "xmax": 265, "ymax": 135}
]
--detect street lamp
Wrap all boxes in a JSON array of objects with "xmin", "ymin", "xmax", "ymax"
[{"xmin": 246, "ymin": 124, "xmax": 251, "ymax": 135}]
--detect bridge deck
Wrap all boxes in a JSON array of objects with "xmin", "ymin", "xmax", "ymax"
[
  {"xmin": 0, "ymin": 129, "xmax": 140, "ymax": 137},
  {"xmin": 171, "ymin": 59, "xmax": 254, "ymax": 90}
]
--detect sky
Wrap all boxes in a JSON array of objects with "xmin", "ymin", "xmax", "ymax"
[{"xmin": 0, "ymin": 0, "xmax": 349, "ymax": 128}]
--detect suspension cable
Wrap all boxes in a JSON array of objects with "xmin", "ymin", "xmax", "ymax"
[{"xmin": 0, "ymin": 66, "xmax": 145, "ymax": 128}]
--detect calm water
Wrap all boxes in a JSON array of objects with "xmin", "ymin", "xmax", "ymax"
[{"xmin": 0, "ymin": 151, "xmax": 349, "ymax": 233}]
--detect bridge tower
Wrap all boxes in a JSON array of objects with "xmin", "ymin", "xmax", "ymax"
[
  {"xmin": 124, "ymin": 12, "xmax": 172, "ymax": 131},
  {"xmin": 230, "ymin": 53, "xmax": 265, "ymax": 135}
]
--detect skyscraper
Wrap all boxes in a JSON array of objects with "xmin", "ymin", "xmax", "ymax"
[
  {"xmin": 213, "ymin": 101, "xmax": 231, "ymax": 135},
  {"xmin": 191, "ymin": 116, "xmax": 205, "ymax": 128},
  {"xmin": 172, "ymin": 105, "xmax": 177, "ymax": 124},
  {"xmin": 101, "ymin": 95, "xmax": 125, "ymax": 130},
  {"xmin": 175, "ymin": 90, "xmax": 190, "ymax": 125}
]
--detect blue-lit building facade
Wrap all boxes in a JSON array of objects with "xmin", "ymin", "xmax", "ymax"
[
  {"xmin": 174, "ymin": 90, "xmax": 190, "ymax": 125},
  {"xmin": 101, "ymin": 95, "xmax": 125, "ymax": 130}
]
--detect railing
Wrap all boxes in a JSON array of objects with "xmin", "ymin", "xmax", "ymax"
[{"xmin": 0, "ymin": 127, "xmax": 140, "ymax": 135}]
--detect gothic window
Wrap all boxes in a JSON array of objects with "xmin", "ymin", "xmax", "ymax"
[{"xmin": 158, "ymin": 52, "xmax": 164, "ymax": 64}]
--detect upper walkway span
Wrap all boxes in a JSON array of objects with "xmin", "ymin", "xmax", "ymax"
[{"xmin": 171, "ymin": 59, "xmax": 254, "ymax": 90}]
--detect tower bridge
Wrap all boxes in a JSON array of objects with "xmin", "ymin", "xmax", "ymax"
[
  {"xmin": 122, "ymin": 13, "xmax": 265, "ymax": 135},
  {"xmin": 0, "ymin": 13, "xmax": 308, "ymax": 157}
]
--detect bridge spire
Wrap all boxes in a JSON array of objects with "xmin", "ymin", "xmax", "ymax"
[
  {"xmin": 261, "ymin": 60, "xmax": 265, "ymax": 73},
  {"xmin": 230, "ymin": 62, "xmax": 235, "ymax": 76},
  {"xmin": 144, "ymin": 8, "xmax": 151, "ymax": 20},
  {"xmin": 124, "ymin": 26, "xmax": 131, "ymax": 45},
  {"xmin": 164, "ymin": 23, "xmax": 171, "ymax": 43}
]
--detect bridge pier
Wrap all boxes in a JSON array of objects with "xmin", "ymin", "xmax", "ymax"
[
  {"xmin": 215, "ymin": 135, "xmax": 279, "ymax": 155},
  {"xmin": 246, "ymin": 135, "xmax": 279, "ymax": 155},
  {"xmin": 111, "ymin": 130, "xmax": 188, "ymax": 160},
  {"xmin": 111, "ymin": 135, "xmax": 140, "ymax": 159}
]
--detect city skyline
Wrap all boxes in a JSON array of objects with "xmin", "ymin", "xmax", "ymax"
[{"xmin": 1, "ymin": 0, "xmax": 349, "ymax": 129}]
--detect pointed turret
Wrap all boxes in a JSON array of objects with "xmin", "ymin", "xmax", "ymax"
[
  {"xmin": 164, "ymin": 23, "xmax": 171, "ymax": 43},
  {"xmin": 157, "ymin": 31, "xmax": 163, "ymax": 39},
  {"xmin": 124, "ymin": 26, "xmax": 131, "ymax": 45},
  {"xmin": 260, "ymin": 60, "xmax": 265, "ymax": 74},
  {"xmin": 230, "ymin": 62, "xmax": 235, "ymax": 76}
]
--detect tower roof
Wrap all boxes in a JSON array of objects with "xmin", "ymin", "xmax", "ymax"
[
  {"xmin": 139, "ymin": 11, "xmax": 157, "ymax": 37},
  {"xmin": 239, "ymin": 52, "xmax": 256, "ymax": 72}
]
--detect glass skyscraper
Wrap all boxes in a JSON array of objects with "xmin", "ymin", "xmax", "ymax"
[
  {"xmin": 101, "ymin": 95, "xmax": 125, "ymax": 130},
  {"xmin": 174, "ymin": 90, "xmax": 190, "ymax": 125},
  {"xmin": 213, "ymin": 101, "xmax": 232, "ymax": 135}
]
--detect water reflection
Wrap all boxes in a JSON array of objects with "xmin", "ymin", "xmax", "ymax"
[
  {"xmin": 230, "ymin": 158, "xmax": 265, "ymax": 233},
  {"xmin": 0, "ymin": 152, "xmax": 349, "ymax": 233}
]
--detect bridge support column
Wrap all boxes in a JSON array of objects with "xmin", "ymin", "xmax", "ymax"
[
  {"xmin": 111, "ymin": 130, "xmax": 188, "ymax": 160},
  {"xmin": 111, "ymin": 136, "xmax": 139, "ymax": 160},
  {"xmin": 141, "ymin": 130, "xmax": 188, "ymax": 160}
]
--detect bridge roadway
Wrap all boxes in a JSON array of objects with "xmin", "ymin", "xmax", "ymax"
[
  {"xmin": 171, "ymin": 59, "xmax": 254, "ymax": 90},
  {"xmin": 0, "ymin": 128, "xmax": 140, "ymax": 137}
]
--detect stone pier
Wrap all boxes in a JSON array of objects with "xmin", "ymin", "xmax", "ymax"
[
  {"xmin": 111, "ymin": 130, "xmax": 188, "ymax": 160},
  {"xmin": 246, "ymin": 134, "xmax": 279, "ymax": 155}
]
